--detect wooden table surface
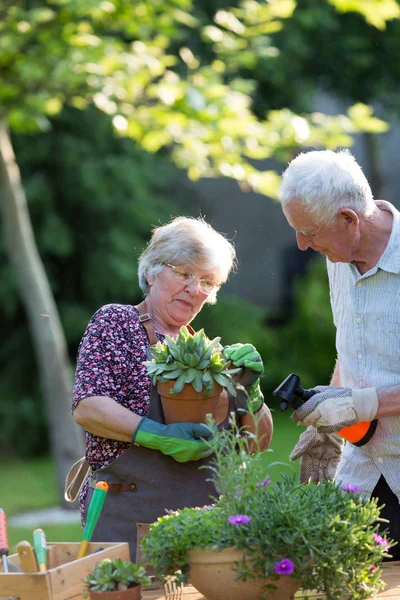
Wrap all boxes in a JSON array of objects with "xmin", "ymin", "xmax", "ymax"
[{"xmin": 143, "ymin": 561, "xmax": 400, "ymax": 600}]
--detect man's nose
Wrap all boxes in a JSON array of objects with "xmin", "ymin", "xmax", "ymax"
[{"xmin": 296, "ymin": 232, "xmax": 312, "ymax": 251}]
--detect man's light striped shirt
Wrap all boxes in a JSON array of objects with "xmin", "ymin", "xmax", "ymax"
[{"xmin": 327, "ymin": 201, "xmax": 400, "ymax": 501}]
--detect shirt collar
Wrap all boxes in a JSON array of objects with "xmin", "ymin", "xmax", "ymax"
[{"xmin": 375, "ymin": 201, "xmax": 400, "ymax": 274}]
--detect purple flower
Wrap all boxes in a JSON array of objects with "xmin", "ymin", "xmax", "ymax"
[
  {"xmin": 274, "ymin": 558, "xmax": 295, "ymax": 575},
  {"xmin": 256, "ymin": 477, "xmax": 271, "ymax": 488},
  {"xmin": 234, "ymin": 490, "xmax": 242, "ymax": 498},
  {"xmin": 374, "ymin": 534, "xmax": 385, "ymax": 545},
  {"xmin": 342, "ymin": 483, "xmax": 361, "ymax": 493},
  {"xmin": 374, "ymin": 534, "xmax": 390, "ymax": 551},
  {"xmin": 370, "ymin": 566, "xmax": 377, "ymax": 572},
  {"xmin": 228, "ymin": 514, "xmax": 251, "ymax": 525}
]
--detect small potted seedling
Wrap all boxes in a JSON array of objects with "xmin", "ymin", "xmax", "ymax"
[{"xmin": 82, "ymin": 558, "xmax": 150, "ymax": 600}]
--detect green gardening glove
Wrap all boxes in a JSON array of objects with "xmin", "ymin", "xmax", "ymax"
[
  {"xmin": 223, "ymin": 343, "xmax": 264, "ymax": 414},
  {"xmin": 132, "ymin": 417, "xmax": 214, "ymax": 463},
  {"xmin": 223, "ymin": 343, "xmax": 264, "ymax": 375}
]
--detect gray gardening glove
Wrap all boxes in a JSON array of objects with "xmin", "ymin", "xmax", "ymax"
[
  {"xmin": 290, "ymin": 426, "xmax": 344, "ymax": 484},
  {"xmin": 292, "ymin": 386, "xmax": 378, "ymax": 433}
]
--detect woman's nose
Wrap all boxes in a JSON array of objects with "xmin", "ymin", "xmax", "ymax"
[{"xmin": 184, "ymin": 279, "xmax": 201, "ymax": 294}]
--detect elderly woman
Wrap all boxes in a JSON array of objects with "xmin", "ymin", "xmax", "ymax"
[{"xmin": 72, "ymin": 216, "xmax": 272, "ymax": 560}]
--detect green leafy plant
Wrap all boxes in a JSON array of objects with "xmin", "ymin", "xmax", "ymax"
[
  {"xmin": 143, "ymin": 326, "xmax": 241, "ymax": 397},
  {"xmin": 142, "ymin": 416, "xmax": 394, "ymax": 599},
  {"xmin": 82, "ymin": 558, "xmax": 150, "ymax": 597}
]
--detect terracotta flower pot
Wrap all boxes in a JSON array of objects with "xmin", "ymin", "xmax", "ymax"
[
  {"xmin": 89, "ymin": 585, "xmax": 141, "ymax": 600},
  {"xmin": 188, "ymin": 548, "xmax": 300, "ymax": 600},
  {"xmin": 157, "ymin": 380, "xmax": 224, "ymax": 424}
]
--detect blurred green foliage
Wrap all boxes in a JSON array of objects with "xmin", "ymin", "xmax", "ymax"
[
  {"xmin": 0, "ymin": 0, "xmax": 390, "ymax": 199},
  {"xmin": 0, "ymin": 456, "xmax": 59, "ymax": 515},
  {"xmin": 204, "ymin": 0, "xmax": 400, "ymax": 116},
  {"xmin": 0, "ymin": 106, "xmax": 180, "ymax": 455}
]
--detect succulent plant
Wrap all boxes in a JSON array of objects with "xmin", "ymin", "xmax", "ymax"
[
  {"xmin": 82, "ymin": 558, "xmax": 150, "ymax": 596},
  {"xmin": 144, "ymin": 326, "xmax": 241, "ymax": 397}
]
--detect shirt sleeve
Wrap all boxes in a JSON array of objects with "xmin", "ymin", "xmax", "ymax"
[{"xmin": 72, "ymin": 304, "xmax": 140, "ymax": 411}]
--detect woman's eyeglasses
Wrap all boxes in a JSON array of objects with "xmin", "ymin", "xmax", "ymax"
[{"xmin": 165, "ymin": 264, "xmax": 221, "ymax": 295}]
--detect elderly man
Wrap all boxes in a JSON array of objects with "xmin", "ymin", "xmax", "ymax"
[{"xmin": 280, "ymin": 149, "xmax": 400, "ymax": 558}]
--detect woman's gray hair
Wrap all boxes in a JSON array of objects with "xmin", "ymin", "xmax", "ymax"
[
  {"xmin": 280, "ymin": 149, "xmax": 375, "ymax": 225},
  {"xmin": 138, "ymin": 216, "xmax": 236, "ymax": 303}
]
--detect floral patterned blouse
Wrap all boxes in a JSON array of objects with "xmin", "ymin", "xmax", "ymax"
[{"xmin": 72, "ymin": 303, "xmax": 163, "ymax": 521}]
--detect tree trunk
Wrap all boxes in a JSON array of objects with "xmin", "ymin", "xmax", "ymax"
[{"xmin": 0, "ymin": 119, "xmax": 85, "ymax": 507}]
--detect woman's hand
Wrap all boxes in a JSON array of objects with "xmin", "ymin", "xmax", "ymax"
[
  {"xmin": 223, "ymin": 343, "xmax": 264, "ymax": 414},
  {"xmin": 223, "ymin": 343, "xmax": 263, "ymax": 375},
  {"xmin": 133, "ymin": 418, "xmax": 215, "ymax": 462},
  {"xmin": 74, "ymin": 397, "xmax": 216, "ymax": 461}
]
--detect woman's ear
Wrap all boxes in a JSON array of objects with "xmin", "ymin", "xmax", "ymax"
[{"xmin": 147, "ymin": 274, "xmax": 155, "ymax": 286}]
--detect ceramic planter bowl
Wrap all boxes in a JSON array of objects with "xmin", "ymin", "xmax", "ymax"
[{"xmin": 188, "ymin": 548, "xmax": 300, "ymax": 600}]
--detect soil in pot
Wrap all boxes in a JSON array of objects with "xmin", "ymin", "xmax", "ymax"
[
  {"xmin": 157, "ymin": 381, "xmax": 227, "ymax": 424},
  {"xmin": 89, "ymin": 584, "xmax": 141, "ymax": 600},
  {"xmin": 188, "ymin": 548, "xmax": 301, "ymax": 600}
]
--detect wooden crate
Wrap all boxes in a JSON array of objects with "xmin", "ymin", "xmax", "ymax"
[{"xmin": 0, "ymin": 541, "xmax": 130, "ymax": 600}]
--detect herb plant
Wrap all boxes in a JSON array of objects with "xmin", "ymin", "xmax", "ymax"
[
  {"xmin": 143, "ymin": 326, "xmax": 241, "ymax": 397},
  {"xmin": 141, "ymin": 416, "xmax": 394, "ymax": 600},
  {"xmin": 82, "ymin": 558, "xmax": 150, "ymax": 597}
]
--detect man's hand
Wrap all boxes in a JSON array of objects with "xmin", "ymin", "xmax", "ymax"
[
  {"xmin": 292, "ymin": 386, "xmax": 378, "ymax": 433},
  {"xmin": 290, "ymin": 426, "xmax": 344, "ymax": 484},
  {"xmin": 132, "ymin": 417, "xmax": 214, "ymax": 462},
  {"xmin": 223, "ymin": 343, "xmax": 264, "ymax": 414}
]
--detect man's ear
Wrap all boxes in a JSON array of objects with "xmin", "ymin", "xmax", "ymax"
[
  {"xmin": 147, "ymin": 274, "xmax": 155, "ymax": 286},
  {"xmin": 339, "ymin": 208, "xmax": 359, "ymax": 229}
]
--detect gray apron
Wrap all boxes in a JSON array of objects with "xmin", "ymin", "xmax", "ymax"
[{"xmin": 84, "ymin": 315, "xmax": 233, "ymax": 561}]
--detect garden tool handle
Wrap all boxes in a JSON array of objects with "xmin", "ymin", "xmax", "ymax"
[
  {"xmin": 272, "ymin": 373, "xmax": 316, "ymax": 411},
  {"xmin": 77, "ymin": 481, "xmax": 109, "ymax": 559},
  {"xmin": 33, "ymin": 528, "xmax": 47, "ymax": 571},
  {"xmin": 17, "ymin": 541, "xmax": 38, "ymax": 573},
  {"xmin": 0, "ymin": 509, "xmax": 9, "ymax": 573}
]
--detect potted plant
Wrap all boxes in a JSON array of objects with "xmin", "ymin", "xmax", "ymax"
[
  {"xmin": 141, "ymin": 416, "xmax": 394, "ymax": 600},
  {"xmin": 82, "ymin": 558, "xmax": 150, "ymax": 600},
  {"xmin": 144, "ymin": 326, "xmax": 242, "ymax": 424}
]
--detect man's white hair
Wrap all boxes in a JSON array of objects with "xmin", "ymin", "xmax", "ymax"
[
  {"xmin": 138, "ymin": 216, "xmax": 236, "ymax": 304},
  {"xmin": 280, "ymin": 149, "xmax": 375, "ymax": 225}
]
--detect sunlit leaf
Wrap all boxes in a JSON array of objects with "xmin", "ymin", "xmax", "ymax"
[
  {"xmin": 328, "ymin": 0, "xmax": 400, "ymax": 29},
  {"xmin": 347, "ymin": 103, "xmax": 389, "ymax": 133}
]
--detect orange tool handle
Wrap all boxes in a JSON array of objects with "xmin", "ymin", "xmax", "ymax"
[
  {"xmin": 338, "ymin": 421, "xmax": 372, "ymax": 444},
  {"xmin": 0, "ymin": 509, "xmax": 9, "ymax": 557}
]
